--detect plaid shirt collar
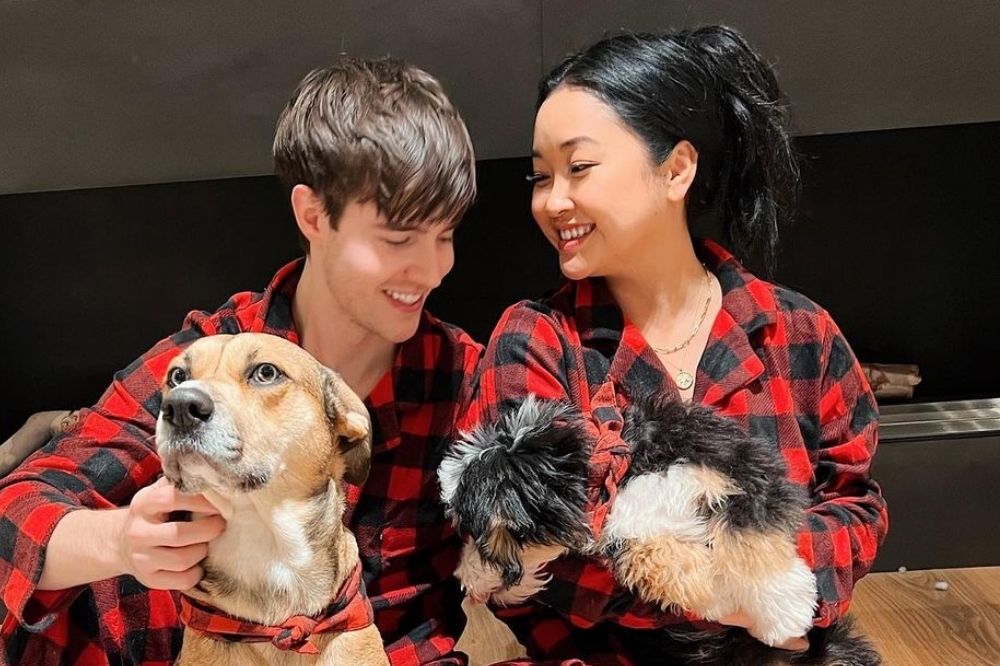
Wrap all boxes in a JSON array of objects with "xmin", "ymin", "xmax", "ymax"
[
  {"xmin": 178, "ymin": 562, "xmax": 373, "ymax": 655},
  {"xmin": 253, "ymin": 258, "xmax": 446, "ymax": 455},
  {"xmin": 566, "ymin": 239, "xmax": 775, "ymax": 406}
]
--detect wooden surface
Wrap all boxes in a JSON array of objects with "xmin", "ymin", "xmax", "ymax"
[
  {"xmin": 457, "ymin": 567, "xmax": 1000, "ymax": 665},
  {"xmin": 852, "ymin": 567, "xmax": 1000, "ymax": 665}
]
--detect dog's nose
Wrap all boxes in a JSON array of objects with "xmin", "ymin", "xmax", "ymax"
[{"xmin": 161, "ymin": 387, "xmax": 214, "ymax": 429}]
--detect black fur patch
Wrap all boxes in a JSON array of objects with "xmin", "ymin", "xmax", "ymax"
[
  {"xmin": 444, "ymin": 398, "xmax": 594, "ymax": 571},
  {"xmin": 622, "ymin": 393, "xmax": 807, "ymax": 535}
]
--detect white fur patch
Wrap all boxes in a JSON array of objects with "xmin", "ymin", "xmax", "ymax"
[
  {"xmin": 438, "ymin": 437, "xmax": 484, "ymax": 506},
  {"xmin": 455, "ymin": 542, "xmax": 502, "ymax": 603},
  {"xmin": 604, "ymin": 467, "xmax": 711, "ymax": 543},
  {"xmin": 454, "ymin": 541, "xmax": 566, "ymax": 607},
  {"xmin": 739, "ymin": 556, "xmax": 818, "ymax": 646},
  {"xmin": 489, "ymin": 544, "xmax": 565, "ymax": 607},
  {"xmin": 208, "ymin": 495, "xmax": 315, "ymax": 613}
]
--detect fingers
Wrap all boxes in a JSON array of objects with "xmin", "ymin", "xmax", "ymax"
[
  {"xmin": 143, "ymin": 565, "xmax": 205, "ymax": 591},
  {"xmin": 132, "ymin": 478, "xmax": 221, "ymax": 520},
  {"xmin": 152, "ymin": 515, "xmax": 227, "ymax": 547}
]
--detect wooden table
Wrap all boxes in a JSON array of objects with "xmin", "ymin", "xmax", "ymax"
[
  {"xmin": 852, "ymin": 566, "xmax": 1000, "ymax": 665},
  {"xmin": 458, "ymin": 566, "xmax": 1000, "ymax": 665}
]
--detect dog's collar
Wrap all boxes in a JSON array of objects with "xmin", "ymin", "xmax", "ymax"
[{"xmin": 178, "ymin": 563, "xmax": 373, "ymax": 654}]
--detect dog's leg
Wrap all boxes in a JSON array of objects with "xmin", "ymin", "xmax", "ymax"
[{"xmin": 709, "ymin": 523, "xmax": 817, "ymax": 647}]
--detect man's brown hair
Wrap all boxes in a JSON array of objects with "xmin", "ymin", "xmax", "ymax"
[{"xmin": 273, "ymin": 58, "xmax": 476, "ymax": 244}]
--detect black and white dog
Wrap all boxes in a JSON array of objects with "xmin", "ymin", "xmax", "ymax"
[{"xmin": 439, "ymin": 394, "xmax": 881, "ymax": 665}]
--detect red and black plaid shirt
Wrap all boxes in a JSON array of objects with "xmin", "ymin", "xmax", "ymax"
[
  {"xmin": 461, "ymin": 239, "xmax": 889, "ymax": 665},
  {"xmin": 0, "ymin": 258, "xmax": 483, "ymax": 666}
]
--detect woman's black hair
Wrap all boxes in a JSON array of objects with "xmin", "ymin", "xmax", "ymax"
[{"xmin": 539, "ymin": 25, "xmax": 799, "ymax": 273}]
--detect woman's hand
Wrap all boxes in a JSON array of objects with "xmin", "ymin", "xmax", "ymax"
[{"xmin": 717, "ymin": 610, "xmax": 809, "ymax": 651}]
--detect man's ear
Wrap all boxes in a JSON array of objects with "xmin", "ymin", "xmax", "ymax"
[
  {"xmin": 660, "ymin": 140, "xmax": 699, "ymax": 203},
  {"xmin": 291, "ymin": 184, "xmax": 329, "ymax": 249},
  {"xmin": 321, "ymin": 367, "xmax": 373, "ymax": 487}
]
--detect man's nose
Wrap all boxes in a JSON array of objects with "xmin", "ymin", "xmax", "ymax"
[
  {"xmin": 406, "ymin": 238, "xmax": 451, "ymax": 289},
  {"xmin": 161, "ymin": 386, "xmax": 214, "ymax": 430}
]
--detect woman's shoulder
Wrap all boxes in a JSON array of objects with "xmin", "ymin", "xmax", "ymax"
[
  {"xmin": 747, "ymin": 273, "xmax": 842, "ymax": 343},
  {"xmin": 494, "ymin": 281, "xmax": 578, "ymax": 332}
]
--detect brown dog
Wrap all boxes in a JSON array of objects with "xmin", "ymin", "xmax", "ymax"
[{"xmin": 156, "ymin": 333, "xmax": 388, "ymax": 666}]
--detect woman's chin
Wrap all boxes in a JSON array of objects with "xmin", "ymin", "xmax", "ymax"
[{"xmin": 559, "ymin": 256, "xmax": 595, "ymax": 281}]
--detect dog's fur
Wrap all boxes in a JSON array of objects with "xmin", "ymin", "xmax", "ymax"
[
  {"xmin": 440, "ymin": 394, "xmax": 881, "ymax": 665},
  {"xmin": 156, "ymin": 333, "xmax": 388, "ymax": 666}
]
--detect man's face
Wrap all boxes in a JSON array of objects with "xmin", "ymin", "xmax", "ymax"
[{"xmin": 314, "ymin": 200, "xmax": 456, "ymax": 344}]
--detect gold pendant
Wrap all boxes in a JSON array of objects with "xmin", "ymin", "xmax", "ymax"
[{"xmin": 675, "ymin": 370, "xmax": 694, "ymax": 390}]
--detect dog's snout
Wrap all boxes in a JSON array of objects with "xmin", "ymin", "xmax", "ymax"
[{"xmin": 161, "ymin": 386, "xmax": 215, "ymax": 429}]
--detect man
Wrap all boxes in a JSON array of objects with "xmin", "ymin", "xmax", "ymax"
[{"xmin": 0, "ymin": 58, "xmax": 481, "ymax": 665}]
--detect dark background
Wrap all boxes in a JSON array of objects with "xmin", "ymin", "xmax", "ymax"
[{"xmin": 3, "ymin": 120, "xmax": 999, "ymax": 439}]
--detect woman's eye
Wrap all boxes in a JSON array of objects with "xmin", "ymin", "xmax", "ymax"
[
  {"xmin": 526, "ymin": 172, "xmax": 550, "ymax": 185},
  {"xmin": 569, "ymin": 162, "xmax": 595, "ymax": 175},
  {"xmin": 250, "ymin": 363, "xmax": 283, "ymax": 385},
  {"xmin": 167, "ymin": 367, "xmax": 188, "ymax": 388}
]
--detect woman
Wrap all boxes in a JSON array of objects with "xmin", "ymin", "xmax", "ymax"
[{"xmin": 460, "ymin": 25, "xmax": 887, "ymax": 664}]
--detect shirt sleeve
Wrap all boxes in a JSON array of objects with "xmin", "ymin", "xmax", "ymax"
[
  {"xmin": 458, "ymin": 301, "xmax": 574, "ymax": 434},
  {"xmin": 0, "ymin": 316, "xmax": 212, "ymax": 635},
  {"xmin": 796, "ymin": 313, "xmax": 889, "ymax": 627}
]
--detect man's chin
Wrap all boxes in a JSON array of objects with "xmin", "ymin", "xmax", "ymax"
[{"xmin": 380, "ymin": 313, "xmax": 424, "ymax": 344}]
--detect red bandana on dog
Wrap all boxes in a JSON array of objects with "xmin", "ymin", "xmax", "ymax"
[{"xmin": 178, "ymin": 563, "xmax": 374, "ymax": 655}]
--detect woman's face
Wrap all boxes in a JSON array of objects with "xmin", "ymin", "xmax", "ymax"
[{"xmin": 530, "ymin": 86, "xmax": 673, "ymax": 280}]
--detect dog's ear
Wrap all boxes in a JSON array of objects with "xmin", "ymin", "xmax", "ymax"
[{"xmin": 321, "ymin": 367, "xmax": 372, "ymax": 487}]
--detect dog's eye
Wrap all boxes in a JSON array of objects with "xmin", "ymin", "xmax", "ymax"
[
  {"xmin": 250, "ymin": 363, "xmax": 282, "ymax": 385},
  {"xmin": 166, "ymin": 367, "xmax": 189, "ymax": 388}
]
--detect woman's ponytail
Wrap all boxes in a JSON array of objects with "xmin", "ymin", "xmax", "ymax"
[{"xmin": 685, "ymin": 25, "xmax": 800, "ymax": 273}]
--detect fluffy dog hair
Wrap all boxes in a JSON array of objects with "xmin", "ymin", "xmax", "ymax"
[
  {"xmin": 439, "ymin": 394, "xmax": 882, "ymax": 665},
  {"xmin": 439, "ymin": 397, "xmax": 592, "ymax": 603}
]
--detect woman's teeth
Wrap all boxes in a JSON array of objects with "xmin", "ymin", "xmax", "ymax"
[
  {"xmin": 558, "ymin": 225, "xmax": 595, "ymax": 241},
  {"xmin": 386, "ymin": 290, "xmax": 421, "ymax": 305}
]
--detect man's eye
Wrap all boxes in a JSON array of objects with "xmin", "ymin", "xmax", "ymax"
[
  {"xmin": 383, "ymin": 235, "xmax": 413, "ymax": 247},
  {"xmin": 249, "ymin": 363, "xmax": 283, "ymax": 385},
  {"xmin": 167, "ymin": 367, "xmax": 189, "ymax": 387}
]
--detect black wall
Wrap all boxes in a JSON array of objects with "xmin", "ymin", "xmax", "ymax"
[{"xmin": 2, "ymin": 121, "xmax": 1000, "ymax": 440}]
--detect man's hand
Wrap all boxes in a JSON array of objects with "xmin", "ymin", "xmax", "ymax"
[
  {"xmin": 717, "ymin": 610, "xmax": 809, "ymax": 651},
  {"xmin": 116, "ymin": 477, "xmax": 226, "ymax": 590}
]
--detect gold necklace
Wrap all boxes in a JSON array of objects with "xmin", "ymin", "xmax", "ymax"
[
  {"xmin": 648, "ymin": 265, "xmax": 713, "ymax": 392},
  {"xmin": 649, "ymin": 265, "xmax": 713, "ymax": 355},
  {"xmin": 660, "ymin": 356, "xmax": 696, "ymax": 391}
]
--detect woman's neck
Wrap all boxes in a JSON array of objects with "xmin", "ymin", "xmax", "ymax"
[{"xmin": 606, "ymin": 229, "xmax": 708, "ymax": 339}]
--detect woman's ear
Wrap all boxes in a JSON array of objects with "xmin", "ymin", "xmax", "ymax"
[
  {"xmin": 661, "ymin": 140, "xmax": 699, "ymax": 203},
  {"xmin": 290, "ymin": 184, "xmax": 329, "ymax": 248}
]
